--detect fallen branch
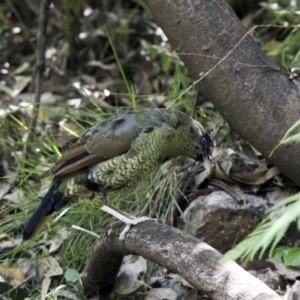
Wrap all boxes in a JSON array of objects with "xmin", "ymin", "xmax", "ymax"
[{"xmin": 82, "ymin": 221, "xmax": 280, "ymax": 300}]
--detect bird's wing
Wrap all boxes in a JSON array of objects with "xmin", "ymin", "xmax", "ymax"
[{"xmin": 41, "ymin": 109, "xmax": 179, "ymax": 178}]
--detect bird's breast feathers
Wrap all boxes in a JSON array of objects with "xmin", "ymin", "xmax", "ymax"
[{"xmin": 86, "ymin": 127, "xmax": 169, "ymax": 192}]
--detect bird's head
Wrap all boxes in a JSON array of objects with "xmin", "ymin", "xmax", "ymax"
[{"xmin": 181, "ymin": 117, "xmax": 212, "ymax": 174}]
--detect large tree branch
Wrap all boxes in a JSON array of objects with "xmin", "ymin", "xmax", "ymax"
[
  {"xmin": 82, "ymin": 221, "xmax": 280, "ymax": 299},
  {"xmin": 143, "ymin": 0, "xmax": 300, "ymax": 186}
]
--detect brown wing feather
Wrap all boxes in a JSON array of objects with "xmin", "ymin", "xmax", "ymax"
[
  {"xmin": 84, "ymin": 132, "xmax": 130, "ymax": 157},
  {"xmin": 39, "ymin": 144, "xmax": 96, "ymax": 178},
  {"xmin": 47, "ymin": 152, "xmax": 103, "ymax": 177},
  {"xmin": 41, "ymin": 138, "xmax": 131, "ymax": 178}
]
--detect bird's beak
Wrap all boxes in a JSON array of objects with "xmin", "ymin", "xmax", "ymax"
[{"xmin": 203, "ymin": 156, "xmax": 212, "ymax": 175}]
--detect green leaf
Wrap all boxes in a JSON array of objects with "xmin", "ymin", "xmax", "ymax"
[
  {"xmin": 149, "ymin": 46, "xmax": 159, "ymax": 60},
  {"xmin": 283, "ymin": 247, "xmax": 300, "ymax": 267},
  {"xmin": 64, "ymin": 268, "xmax": 81, "ymax": 283},
  {"xmin": 269, "ymin": 119, "xmax": 300, "ymax": 157},
  {"xmin": 281, "ymin": 119, "xmax": 300, "ymax": 140},
  {"xmin": 279, "ymin": 133, "xmax": 300, "ymax": 145},
  {"xmin": 270, "ymin": 246, "xmax": 291, "ymax": 261},
  {"xmin": 222, "ymin": 192, "xmax": 300, "ymax": 263},
  {"xmin": 162, "ymin": 55, "xmax": 172, "ymax": 72},
  {"xmin": 116, "ymin": 27, "xmax": 136, "ymax": 35}
]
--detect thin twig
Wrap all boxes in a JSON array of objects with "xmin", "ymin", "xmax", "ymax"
[
  {"xmin": 190, "ymin": 90, "xmax": 202, "ymax": 118},
  {"xmin": 167, "ymin": 20, "xmax": 297, "ymax": 109},
  {"xmin": 167, "ymin": 24, "xmax": 265, "ymax": 109},
  {"xmin": 24, "ymin": 0, "xmax": 49, "ymax": 158}
]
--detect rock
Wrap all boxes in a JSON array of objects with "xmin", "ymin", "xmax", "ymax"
[{"xmin": 183, "ymin": 191, "xmax": 265, "ymax": 253}]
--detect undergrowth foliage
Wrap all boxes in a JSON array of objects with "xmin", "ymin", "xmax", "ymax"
[{"xmin": 224, "ymin": 119, "xmax": 300, "ymax": 264}]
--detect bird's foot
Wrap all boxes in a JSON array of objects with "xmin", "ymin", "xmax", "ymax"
[
  {"xmin": 119, "ymin": 216, "xmax": 156, "ymax": 240},
  {"xmin": 101, "ymin": 204, "xmax": 157, "ymax": 240}
]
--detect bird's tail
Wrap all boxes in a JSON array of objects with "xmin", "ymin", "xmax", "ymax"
[{"xmin": 22, "ymin": 180, "xmax": 67, "ymax": 241}]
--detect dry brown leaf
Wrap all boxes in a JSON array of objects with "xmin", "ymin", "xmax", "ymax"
[
  {"xmin": 48, "ymin": 228, "xmax": 70, "ymax": 253},
  {"xmin": 238, "ymin": 142, "xmax": 261, "ymax": 164},
  {"xmin": 0, "ymin": 182, "xmax": 12, "ymax": 200},
  {"xmin": 13, "ymin": 62, "xmax": 31, "ymax": 75},
  {"xmin": 38, "ymin": 256, "xmax": 63, "ymax": 278},
  {"xmin": 0, "ymin": 84, "xmax": 13, "ymax": 96},
  {"xmin": 41, "ymin": 276, "xmax": 51, "ymax": 300},
  {"xmin": 231, "ymin": 166, "xmax": 281, "ymax": 185},
  {"xmin": 86, "ymin": 60, "xmax": 117, "ymax": 70},
  {"xmin": 0, "ymin": 264, "xmax": 26, "ymax": 286},
  {"xmin": 194, "ymin": 170, "xmax": 208, "ymax": 186},
  {"xmin": 214, "ymin": 162, "xmax": 236, "ymax": 183},
  {"xmin": 3, "ymin": 189, "xmax": 25, "ymax": 204},
  {"xmin": 0, "ymin": 238, "xmax": 21, "ymax": 251},
  {"xmin": 214, "ymin": 158, "xmax": 281, "ymax": 186},
  {"xmin": 11, "ymin": 76, "xmax": 32, "ymax": 97}
]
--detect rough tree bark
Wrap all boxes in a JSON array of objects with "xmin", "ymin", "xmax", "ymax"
[
  {"xmin": 82, "ymin": 221, "xmax": 280, "ymax": 299},
  {"xmin": 142, "ymin": 0, "xmax": 300, "ymax": 186}
]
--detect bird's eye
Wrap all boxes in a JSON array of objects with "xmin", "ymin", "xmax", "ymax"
[{"xmin": 201, "ymin": 137, "xmax": 208, "ymax": 145}]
